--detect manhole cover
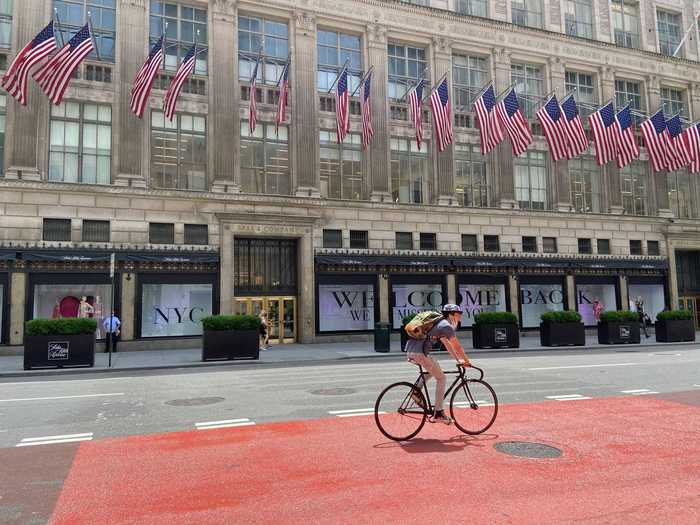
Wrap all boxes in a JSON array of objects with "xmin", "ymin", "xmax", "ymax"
[
  {"xmin": 309, "ymin": 388, "xmax": 357, "ymax": 396},
  {"xmin": 165, "ymin": 397, "xmax": 225, "ymax": 407},
  {"xmin": 494, "ymin": 441, "xmax": 562, "ymax": 459}
]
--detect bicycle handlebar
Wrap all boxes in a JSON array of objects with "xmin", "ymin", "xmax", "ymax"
[{"xmin": 457, "ymin": 363, "xmax": 484, "ymax": 381}]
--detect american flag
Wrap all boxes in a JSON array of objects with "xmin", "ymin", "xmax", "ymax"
[
  {"xmin": 275, "ymin": 60, "xmax": 289, "ymax": 135},
  {"xmin": 614, "ymin": 105, "xmax": 640, "ymax": 169},
  {"xmin": 560, "ymin": 94, "xmax": 588, "ymax": 159},
  {"xmin": 495, "ymin": 88, "xmax": 532, "ymax": 157},
  {"xmin": 360, "ymin": 70, "xmax": 374, "ymax": 150},
  {"xmin": 473, "ymin": 83, "xmax": 504, "ymax": 155},
  {"xmin": 665, "ymin": 114, "xmax": 691, "ymax": 172},
  {"xmin": 33, "ymin": 24, "xmax": 94, "ymax": 106},
  {"xmin": 248, "ymin": 55, "xmax": 260, "ymax": 134},
  {"xmin": 130, "ymin": 37, "xmax": 164, "ymax": 118},
  {"xmin": 588, "ymin": 101, "xmax": 618, "ymax": 166},
  {"xmin": 408, "ymin": 79, "xmax": 424, "ymax": 150},
  {"xmin": 429, "ymin": 77, "xmax": 453, "ymax": 152},
  {"xmin": 163, "ymin": 45, "xmax": 196, "ymax": 121},
  {"xmin": 683, "ymin": 122, "xmax": 700, "ymax": 173},
  {"xmin": 335, "ymin": 66, "xmax": 350, "ymax": 143},
  {"xmin": 640, "ymin": 109, "xmax": 674, "ymax": 172},
  {"xmin": 1, "ymin": 21, "xmax": 56, "ymax": 106},
  {"xmin": 536, "ymin": 95, "xmax": 569, "ymax": 162}
]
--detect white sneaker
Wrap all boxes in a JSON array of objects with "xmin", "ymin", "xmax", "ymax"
[{"xmin": 430, "ymin": 412, "xmax": 452, "ymax": 425}]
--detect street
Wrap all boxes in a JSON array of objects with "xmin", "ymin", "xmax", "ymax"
[{"xmin": 1, "ymin": 345, "xmax": 700, "ymax": 524}]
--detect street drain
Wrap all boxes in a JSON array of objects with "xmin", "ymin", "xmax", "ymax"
[
  {"xmin": 494, "ymin": 441, "xmax": 562, "ymax": 459},
  {"xmin": 165, "ymin": 397, "xmax": 225, "ymax": 407},
  {"xmin": 309, "ymin": 388, "xmax": 357, "ymax": 396}
]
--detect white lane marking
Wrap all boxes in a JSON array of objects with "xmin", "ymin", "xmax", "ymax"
[
  {"xmin": 546, "ymin": 394, "xmax": 592, "ymax": 401},
  {"xmin": 0, "ymin": 377, "xmax": 125, "ymax": 386},
  {"xmin": 528, "ymin": 363, "xmax": 638, "ymax": 371},
  {"xmin": 16, "ymin": 432, "xmax": 93, "ymax": 447},
  {"xmin": 337, "ymin": 412, "xmax": 381, "ymax": 418},
  {"xmin": 621, "ymin": 389, "xmax": 659, "ymax": 395},
  {"xmin": 20, "ymin": 433, "xmax": 92, "ymax": 442},
  {"xmin": 0, "ymin": 393, "xmax": 125, "ymax": 403},
  {"xmin": 694, "ymin": 384, "xmax": 700, "ymax": 388},
  {"xmin": 197, "ymin": 422, "xmax": 256, "ymax": 430},
  {"xmin": 195, "ymin": 419, "xmax": 250, "ymax": 427},
  {"xmin": 328, "ymin": 408, "xmax": 375, "ymax": 415}
]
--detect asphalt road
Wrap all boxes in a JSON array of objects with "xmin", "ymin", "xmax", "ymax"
[{"xmin": 1, "ymin": 344, "xmax": 699, "ymax": 449}]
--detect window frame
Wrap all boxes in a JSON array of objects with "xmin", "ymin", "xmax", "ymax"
[
  {"xmin": 660, "ymin": 86, "xmax": 688, "ymax": 119},
  {"xmin": 629, "ymin": 239, "xmax": 643, "ymax": 256},
  {"xmin": 184, "ymin": 224, "xmax": 208, "ymax": 245},
  {"xmin": 43, "ymin": 218, "xmax": 72, "ymax": 242},
  {"xmin": 461, "ymin": 234, "xmax": 478, "ymax": 252},
  {"xmin": 349, "ymin": 230, "xmax": 369, "ymax": 250},
  {"xmin": 565, "ymin": 70, "xmax": 596, "ymax": 119},
  {"xmin": 238, "ymin": 14, "xmax": 289, "ymax": 86},
  {"xmin": 522, "ymin": 236, "xmax": 537, "ymax": 253},
  {"xmin": 455, "ymin": 0, "xmax": 488, "ymax": 17},
  {"xmin": 388, "ymin": 42, "xmax": 427, "ymax": 101},
  {"xmin": 82, "ymin": 219, "xmax": 110, "ymax": 242},
  {"xmin": 514, "ymin": 151, "xmax": 548, "ymax": 211},
  {"xmin": 564, "ymin": 0, "xmax": 594, "ymax": 39},
  {"xmin": 569, "ymin": 156, "xmax": 602, "ymax": 214},
  {"xmin": 596, "ymin": 238, "xmax": 610, "ymax": 255},
  {"xmin": 455, "ymin": 143, "xmax": 489, "ymax": 207},
  {"xmin": 54, "ymin": 0, "xmax": 116, "ymax": 61},
  {"xmin": 317, "ymin": 29, "xmax": 362, "ymax": 93},
  {"xmin": 149, "ymin": 222, "xmax": 175, "ymax": 244},
  {"xmin": 239, "ymin": 121, "xmax": 290, "ymax": 196},
  {"xmin": 0, "ymin": 0, "xmax": 12, "ymax": 50},
  {"xmin": 150, "ymin": 1, "xmax": 208, "ymax": 75},
  {"xmin": 578, "ymin": 238, "xmax": 593, "ymax": 255},
  {"xmin": 511, "ymin": 62, "xmax": 544, "ymax": 120},
  {"xmin": 419, "ymin": 232, "xmax": 437, "ymax": 251},
  {"xmin": 611, "ymin": 0, "xmax": 640, "ymax": 49},
  {"xmin": 620, "ymin": 161, "xmax": 649, "ymax": 216},
  {"xmin": 395, "ymin": 232, "xmax": 414, "ymax": 250},
  {"xmin": 390, "ymin": 137, "xmax": 430, "ymax": 204},
  {"xmin": 512, "ymin": 0, "xmax": 544, "ymax": 29},
  {"xmin": 320, "ymin": 130, "xmax": 364, "ymax": 201},
  {"xmin": 656, "ymin": 9, "xmax": 683, "ymax": 57},
  {"xmin": 151, "ymin": 111, "xmax": 207, "ymax": 191},
  {"xmin": 452, "ymin": 53, "xmax": 489, "ymax": 114},
  {"xmin": 483, "ymin": 235, "xmax": 500, "ymax": 253},
  {"xmin": 323, "ymin": 229, "xmax": 343, "ymax": 249},
  {"xmin": 543, "ymin": 237, "xmax": 557, "ymax": 254}
]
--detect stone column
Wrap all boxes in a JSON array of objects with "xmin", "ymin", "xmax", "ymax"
[
  {"xmin": 379, "ymin": 274, "xmax": 389, "ymax": 323},
  {"xmin": 690, "ymin": 82, "xmax": 700, "ymax": 124},
  {"xmin": 9, "ymin": 271, "xmax": 26, "ymax": 345},
  {"xmin": 367, "ymin": 24, "xmax": 392, "ymax": 203},
  {"xmin": 493, "ymin": 48, "xmax": 517, "ymax": 209},
  {"xmin": 120, "ymin": 272, "xmax": 135, "ymax": 341},
  {"xmin": 599, "ymin": 66, "xmax": 623, "ymax": 214},
  {"xmin": 4, "ymin": 0, "xmax": 49, "ymax": 181},
  {"xmin": 566, "ymin": 274, "xmax": 576, "ymax": 311},
  {"xmin": 618, "ymin": 274, "xmax": 629, "ymax": 311},
  {"xmin": 219, "ymin": 225, "xmax": 234, "ymax": 315},
  {"xmin": 292, "ymin": 11, "xmax": 320, "ymax": 197},
  {"xmin": 432, "ymin": 37, "xmax": 457, "ymax": 206},
  {"xmin": 298, "ymin": 230, "xmax": 315, "ymax": 343},
  {"xmin": 112, "ymin": 0, "xmax": 148, "ymax": 189},
  {"xmin": 209, "ymin": 0, "xmax": 240, "ymax": 193},
  {"xmin": 508, "ymin": 273, "xmax": 519, "ymax": 322},
  {"xmin": 446, "ymin": 274, "xmax": 457, "ymax": 304},
  {"xmin": 667, "ymin": 243, "xmax": 679, "ymax": 309}
]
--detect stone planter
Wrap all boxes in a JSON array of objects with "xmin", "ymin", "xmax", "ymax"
[
  {"xmin": 472, "ymin": 324, "xmax": 519, "ymax": 349},
  {"xmin": 655, "ymin": 319, "xmax": 695, "ymax": 343},
  {"xmin": 597, "ymin": 321, "xmax": 640, "ymax": 345},
  {"xmin": 202, "ymin": 329, "xmax": 259, "ymax": 361},
  {"xmin": 540, "ymin": 321, "xmax": 586, "ymax": 347},
  {"xmin": 24, "ymin": 334, "xmax": 96, "ymax": 370}
]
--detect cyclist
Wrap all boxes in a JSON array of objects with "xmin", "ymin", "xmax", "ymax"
[{"xmin": 405, "ymin": 304, "xmax": 471, "ymax": 425}]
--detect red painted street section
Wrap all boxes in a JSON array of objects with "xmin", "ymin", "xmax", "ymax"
[{"xmin": 49, "ymin": 395, "xmax": 700, "ymax": 525}]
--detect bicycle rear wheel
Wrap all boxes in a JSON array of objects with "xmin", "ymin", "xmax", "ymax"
[
  {"xmin": 449, "ymin": 379, "xmax": 498, "ymax": 435},
  {"xmin": 375, "ymin": 382, "xmax": 427, "ymax": 441}
]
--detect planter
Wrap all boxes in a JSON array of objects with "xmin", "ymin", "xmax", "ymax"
[
  {"xmin": 202, "ymin": 329, "xmax": 259, "ymax": 361},
  {"xmin": 472, "ymin": 323, "xmax": 519, "ymax": 349},
  {"xmin": 24, "ymin": 334, "xmax": 96, "ymax": 370},
  {"xmin": 597, "ymin": 321, "xmax": 640, "ymax": 344},
  {"xmin": 540, "ymin": 321, "xmax": 585, "ymax": 347},
  {"xmin": 655, "ymin": 319, "xmax": 696, "ymax": 343}
]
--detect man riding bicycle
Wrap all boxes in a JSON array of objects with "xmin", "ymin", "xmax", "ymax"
[{"xmin": 404, "ymin": 304, "xmax": 471, "ymax": 425}]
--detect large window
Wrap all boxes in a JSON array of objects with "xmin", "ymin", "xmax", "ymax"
[
  {"xmin": 615, "ymin": 79, "xmax": 643, "ymax": 113},
  {"xmin": 621, "ymin": 161, "xmax": 648, "ymax": 215},
  {"xmin": 565, "ymin": 0, "xmax": 593, "ymax": 39},
  {"xmin": 320, "ymin": 131, "xmax": 363, "ymax": 200},
  {"xmin": 238, "ymin": 15, "xmax": 288, "ymax": 85},
  {"xmin": 317, "ymin": 30, "xmax": 361, "ymax": 93},
  {"xmin": 49, "ymin": 102, "xmax": 112, "ymax": 185},
  {"xmin": 33, "ymin": 281, "xmax": 112, "ymax": 338},
  {"xmin": 455, "ymin": 144, "xmax": 488, "ymax": 207},
  {"xmin": 388, "ymin": 43, "xmax": 427, "ymax": 101},
  {"xmin": 0, "ymin": 0, "xmax": 12, "ymax": 49},
  {"xmin": 661, "ymin": 87, "xmax": 688, "ymax": 119},
  {"xmin": 565, "ymin": 71, "xmax": 596, "ymax": 119},
  {"xmin": 391, "ymin": 137, "xmax": 429, "ymax": 204},
  {"xmin": 453, "ymin": 54, "xmax": 489, "ymax": 112},
  {"xmin": 455, "ymin": 0, "xmax": 487, "ymax": 17},
  {"xmin": 151, "ymin": 111, "xmax": 206, "ymax": 190},
  {"xmin": 55, "ymin": 0, "xmax": 116, "ymax": 60},
  {"xmin": 657, "ymin": 10, "xmax": 682, "ymax": 56},
  {"xmin": 240, "ymin": 122, "xmax": 290, "ymax": 195},
  {"xmin": 514, "ymin": 151, "xmax": 547, "ymax": 210},
  {"xmin": 234, "ymin": 238, "xmax": 297, "ymax": 296},
  {"xmin": 511, "ymin": 63, "xmax": 543, "ymax": 119},
  {"xmin": 512, "ymin": 0, "xmax": 543, "ymax": 29},
  {"xmin": 668, "ymin": 171, "xmax": 694, "ymax": 219},
  {"xmin": 141, "ymin": 282, "xmax": 213, "ymax": 338},
  {"xmin": 150, "ymin": 1, "xmax": 207, "ymax": 75},
  {"xmin": 318, "ymin": 278, "xmax": 375, "ymax": 333},
  {"xmin": 611, "ymin": 0, "xmax": 640, "ymax": 49},
  {"xmin": 569, "ymin": 156, "xmax": 601, "ymax": 213},
  {"xmin": 0, "ymin": 94, "xmax": 5, "ymax": 174},
  {"xmin": 520, "ymin": 280, "xmax": 565, "ymax": 328}
]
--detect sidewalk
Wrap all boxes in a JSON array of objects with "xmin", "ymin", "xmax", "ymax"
[{"xmin": 1, "ymin": 333, "xmax": 697, "ymax": 378}]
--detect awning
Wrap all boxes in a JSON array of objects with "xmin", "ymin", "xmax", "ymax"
[{"xmin": 18, "ymin": 250, "xmax": 219, "ymax": 264}]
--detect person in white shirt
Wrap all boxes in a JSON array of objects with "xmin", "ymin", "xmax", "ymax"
[{"xmin": 102, "ymin": 312, "xmax": 121, "ymax": 353}]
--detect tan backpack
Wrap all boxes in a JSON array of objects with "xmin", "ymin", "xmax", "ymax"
[{"xmin": 404, "ymin": 311, "xmax": 444, "ymax": 340}]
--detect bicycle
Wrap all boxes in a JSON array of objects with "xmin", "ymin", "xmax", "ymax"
[{"xmin": 374, "ymin": 363, "xmax": 498, "ymax": 441}]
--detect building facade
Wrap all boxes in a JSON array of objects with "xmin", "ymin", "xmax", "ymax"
[{"xmin": 1, "ymin": 0, "xmax": 700, "ymax": 348}]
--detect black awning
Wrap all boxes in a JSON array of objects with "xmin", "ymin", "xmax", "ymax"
[
  {"xmin": 125, "ymin": 253, "xmax": 219, "ymax": 264},
  {"xmin": 18, "ymin": 250, "xmax": 219, "ymax": 264},
  {"xmin": 21, "ymin": 251, "xmax": 113, "ymax": 262},
  {"xmin": 0, "ymin": 251, "xmax": 16, "ymax": 262}
]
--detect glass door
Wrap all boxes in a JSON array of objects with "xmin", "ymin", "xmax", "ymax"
[{"xmin": 233, "ymin": 296, "xmax": 297, "ymax": 344}]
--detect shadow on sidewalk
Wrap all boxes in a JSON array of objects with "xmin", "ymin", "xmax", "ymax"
[{"xmin": 374, "ymin": 432, "xmax": 499, "ymax": 454}]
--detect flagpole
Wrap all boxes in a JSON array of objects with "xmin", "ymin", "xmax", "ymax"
[
  {"xmin": 350, "ymin": 65, "xmax": 374, "ymax": 97},
  {"xmin": 496, "ymin": 81, "xmax": 518, "ymax": 99},
  {"xmin": 399, "ymin": 66, "xmax": 430, "ymax": 102},
  {"xmin": 275, "ymin": 52, "xmax": 291, "ymax": 87},
  {"xmin": 251, "ymin": 45, "xmax": 262, "ymax": 83},
  {"xmin": 672, "ymin": 11, "xmax": 700, "ymax": 57},
  {"xmin": 326, "ymin": 58, "xmax": 350, "ymax": 94},
  {"xmin": 467, "ymin": 81, "xmax": 494, "ymax": 107},
  {"xmin": 53, "ymin": 8, "xmax": 65, "ymax": 47},
  {"xmin": 422, "ymin": 72, "xmax": 448, "ymax": 103},
  {"xmin": 86, "ymin": 11, "xmax": 101, "ymax": 61}
]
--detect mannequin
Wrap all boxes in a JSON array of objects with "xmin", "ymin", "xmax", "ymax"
[{"xmin": 78, "ymin": 296, "xmax": 94, "ymax": 318}]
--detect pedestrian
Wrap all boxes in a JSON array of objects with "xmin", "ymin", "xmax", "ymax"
[
  {"xmin": 103, "ymin": 311, "xmax": 121, "ymax": 353},
  {"xmin": 593, "ymin": 299, "xmax": 603, "ymax": 322},
  {"xmin": 259, "ymin": 310, "xmax": 270, "ymax": 350},
  {"xmin": 635, "ymin": 296, "xmax": 649, "ymax": 339}
]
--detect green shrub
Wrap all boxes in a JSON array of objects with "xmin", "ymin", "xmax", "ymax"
[
  {"xmin": 401, "ymin": 313, "xmax": 418, "ymax": 325},
  {"xmin": 201, "ymin": 314, "xmax": 261, "ymax": 331},
  {"xmin": 656, "ymin": 309, "xmax": 694, "ymax": 321},
  {"xmin": 25, "ymin": 318, "xmax": 98, "ymax": 336},
  {"xmin": 541, "ymin": 310, "xmax": 582, "ymax": 323},
  {"xmin": 474, "ymin": 311, "xmax": 518, "ymax": 325},
  {"xmin": 599, "ymin": 310, "xmax": 639, "ymax": 323}
]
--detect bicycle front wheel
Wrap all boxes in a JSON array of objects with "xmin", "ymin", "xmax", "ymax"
[
  {"xmin": 375, "ymin": 382, "xmax": 427, "ymax": 441},
  {"xmin": 450, "ymin": 379, "xmax": 498, "ymax": 435}
]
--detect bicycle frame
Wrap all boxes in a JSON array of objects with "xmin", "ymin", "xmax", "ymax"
[{"xmin": 413, "ymin": 365, "xmax": 485, "ymax": 413}]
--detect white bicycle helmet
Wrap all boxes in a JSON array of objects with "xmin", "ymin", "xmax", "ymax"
[{"xmin": 441, "ymin": 304, "xmax": 463, "ymax": 314}]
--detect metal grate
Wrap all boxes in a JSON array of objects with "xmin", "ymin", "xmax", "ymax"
[
  {"xmin": 234, "ymin": 238, "xmax": 297, "ymax": 296},
  {"xmin": 522, "ymin": 236, "xmax": 537, "ymax": 253},
  {"xmin": 461, "ymin": 234, "xmax": 478, "ymax": 252},
  {"xmin": 420, "ymin": 233, "xmax": 437, "ymax": 251},
  {"xmin": 43, "ymin": 219, "xmax": 71, "ymax": 241},
  {"xmin": 82, "ymin": 220, "xmax": 110, "ymax": 242},
  {"xmin": 396, "ymin": 232, "xmax": 413, "ymax": 250},
  {"xmin": 595, "ymin": 238, "xmax": 609, "ymax": 255},
  {"xmin": 349, "ymin": 230, "xmax": 368, "ymax": 249},
  {"xmin": 629, "ymin": 239, "xmax": 643, "ymax": 256},
  {"xmin": 323, "ymin": 229, "xmax": 342, "ymax": 249},
  {"xmin": 149, "ymin": 223, "xmax": 175, "ymax": 244},
  {"xmin": 543, "ymin": 237, "xmax": 558, "ymax": 254},
  {"xmin": 484, "ymin": 235, "xmax": 500, "ymax": 252},
  {"xmin": 647, "ymin": 240, "xmax": 660, "ymax": 256},
  {"xmin": 184, "ymin": 224, "xmax": 208, "ymax": 245}
]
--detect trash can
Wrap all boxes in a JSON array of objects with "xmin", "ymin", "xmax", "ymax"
[{"xmin": 374, "ymin": 322, "xmax": 391, "ymax": 353}]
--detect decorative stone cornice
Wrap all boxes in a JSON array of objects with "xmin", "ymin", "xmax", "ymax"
[
  {"xmin": 294, "ymin": 11, "xmax": 316, "ymax": 33},
  {"xmin": 431, "ymin": 36, "xmax": 451, "ymax": 56},
  {"xmin": 367, "ymin": 23, "xmax": 387, "ymax": 45},
  {"xmin": 212, "ymin": 0, "xmax": 238, "ymax": 22},
  {"xmin": 120, "ymin": 0, "xmax": 146, "ymax": 8}
]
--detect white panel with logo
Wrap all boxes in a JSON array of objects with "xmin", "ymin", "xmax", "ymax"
[
  {"xmin": 141, "ymin": 283, "xmax": 213, "ymax": 337},
  {"xmin": 520, "ymin": 283, "xmax": 565, "ymax": 328},
  {"xmin": 318, "ymin": 284, "xmax": 374, "ymax": 332},
  {"xmin": 458, "ymin": 284, "xmax": 506, "ymax": 327},
  {"xmin": 392, "ymin": 283, "xmax": 445, "ymax": 329}
]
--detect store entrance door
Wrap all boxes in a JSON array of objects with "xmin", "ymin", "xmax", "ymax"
[
  {"xmin": 679, "ymin": 297, "xmax": 700, "ymax": 330},
  {"xmin": 234, "ymin": 297, "xmax": 297, "ymax": 344}
]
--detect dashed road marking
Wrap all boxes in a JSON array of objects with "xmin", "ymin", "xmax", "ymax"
[
  {"xmin": 621, "ymin": 389, "xmax": 659, "ymax": 395},
  {"xmin": 329, "ymin": 408, "xmax": 379, "ymax": 418},
  {"xmin": 546, "ymin": 394, "xmax": 592, "ymax": 401},
  {"xmin": 16, "ymin": 433, "xmax": 93, "ymax": 447},
  {"xmin": 195, "ymin": 418, "xmax": 255, "ymax": 430},
  {"xmin": 0, "ymin": 393, "xmax": 124, "ymax": 403},
  {"xmin": 528, "ymin": 363, "xmax": 638, "ymax": 371}
]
